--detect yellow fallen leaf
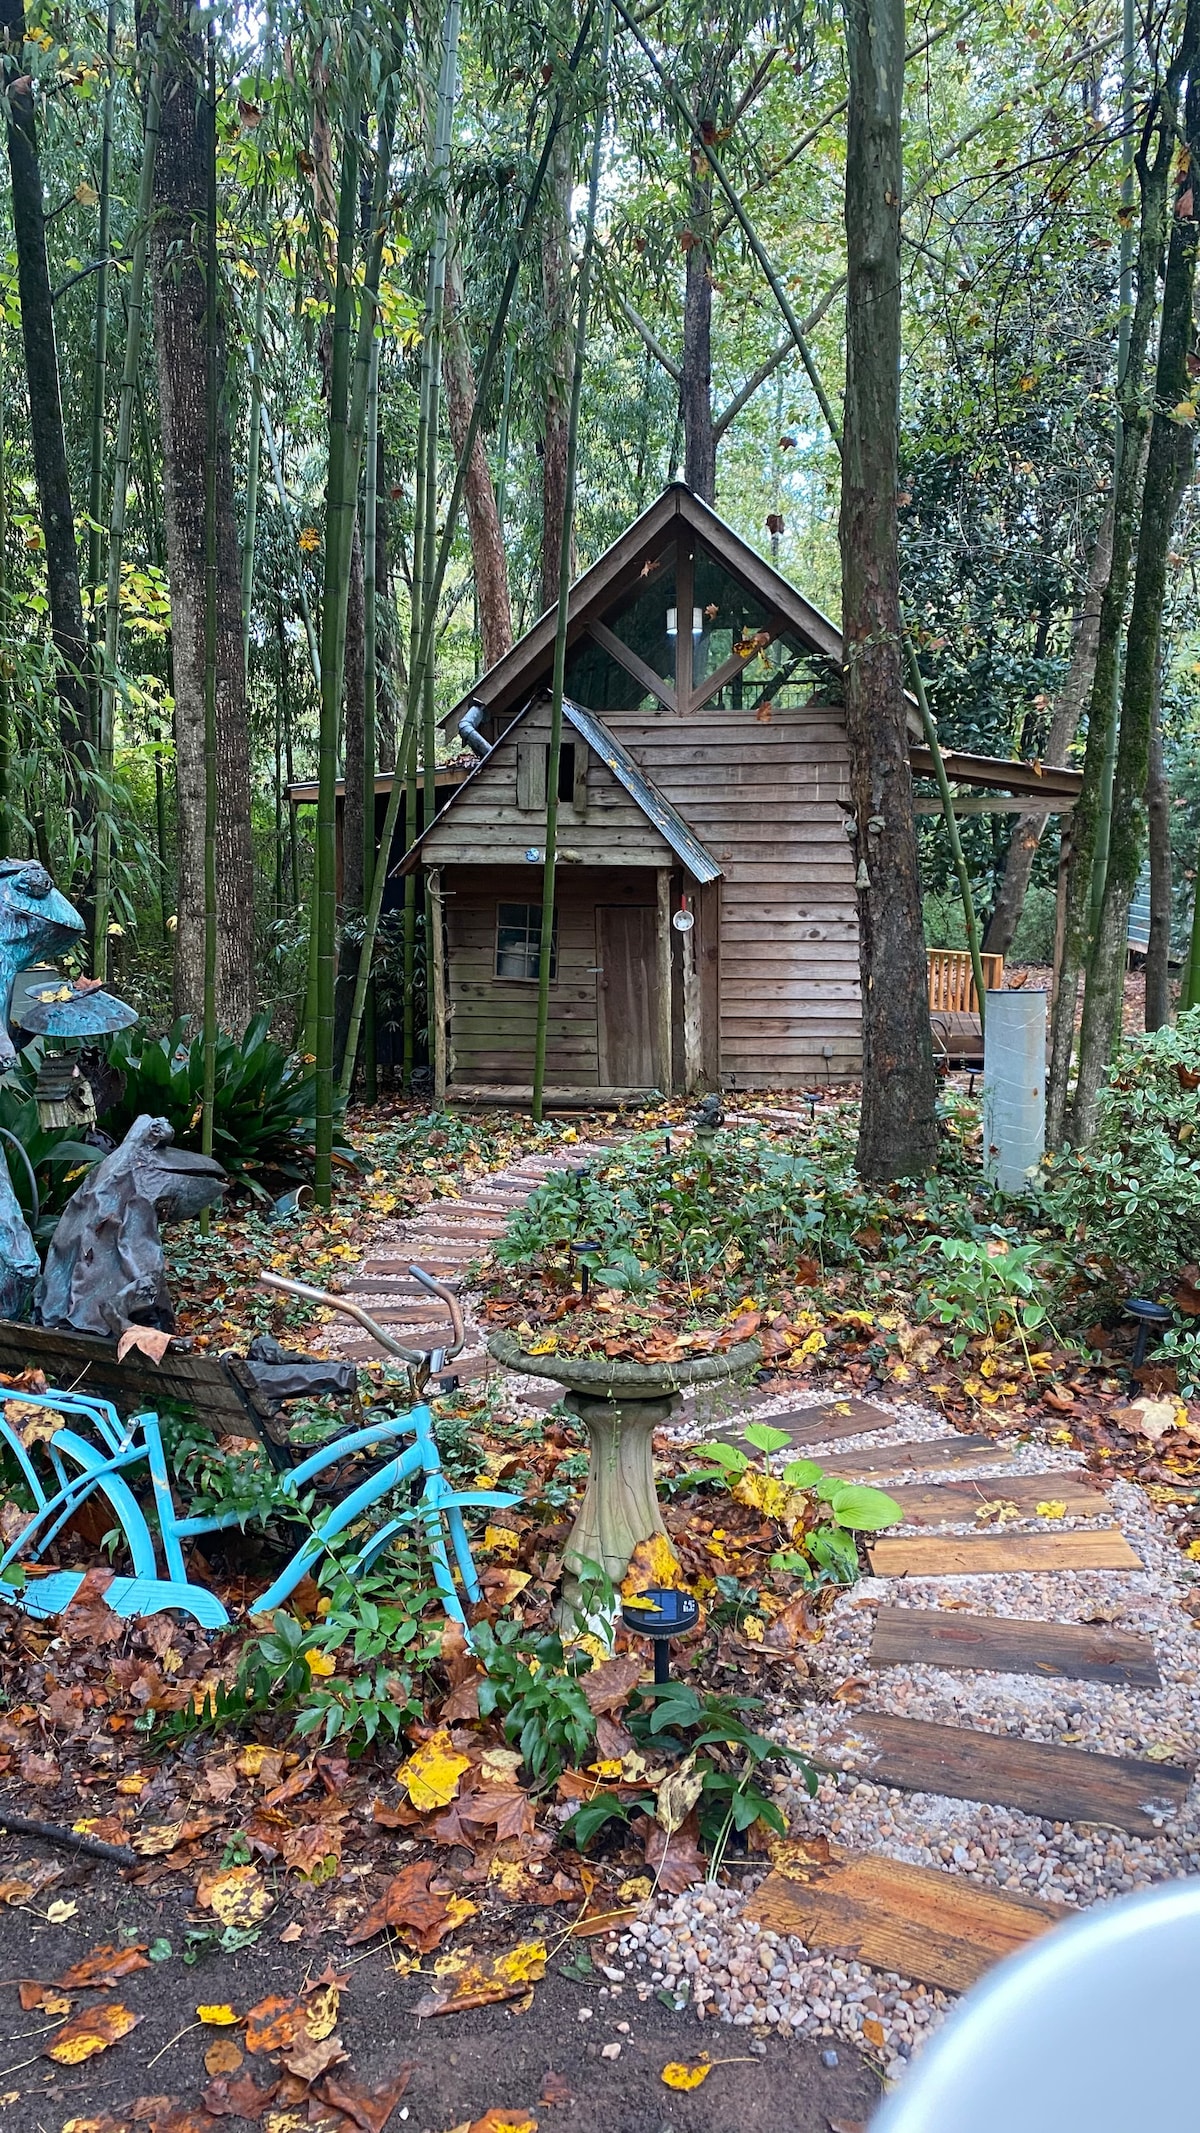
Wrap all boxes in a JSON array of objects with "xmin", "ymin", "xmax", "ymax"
[
  {"xmin": 236, "ymin": 1743, "xmax": 272, "ymax": 1776},
  {"xmin": 44, "ymin": 2000, "xmax": 140, "ymax": 2064},
  {"xmin": 1036, "ymin": 1500, "xmax": 1067, "ymax": 1520},
  {"xmin": 483, "ymin": 1526, "xmax": 520, "ymax": 1558},
  {"xmin": 397, "ymin": 1727, "xmax": 471, "ymax": 1812},
  {"xmin": 304, "ymin": 1648, "xmax": 337, "ymax": 1677},
  {"xmin": 303, "ymin": 1982, "xmax": 340, "ymax": 2040},
  {"xmin": 742, "ymin": 1614, "xmax": 764, "ymax": 1643},
  {"xmin": 1145, "ymin": 1743, "xmax": 1184, "ymax": 1762},
  {"xmin": 661, "ymin": 2061, "xmax": 712, "ymax": 2090},
  {"xmin": 196, "ymin": 1864, "xmax": 274, "ymax": 1929},
  {"xmin": 197, "ymin": 2003, "xmax": 241, "ymax": 2026},
  {"xmin": 46, "ymin": 1899, "xmax": 78, "ymax": 1924},
  {"xmin": 618, "ymin": 1875, "xmax": 653, "ymax": 1903}
]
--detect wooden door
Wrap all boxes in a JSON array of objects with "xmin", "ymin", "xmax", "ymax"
[{"xmin": 596, "ymin": 906, "xmax": 657, "ymax": 1087}]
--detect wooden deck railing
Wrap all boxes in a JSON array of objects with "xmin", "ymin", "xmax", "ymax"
[{"xmin": 927, "ymin": 948, "xmax": 1004, "ymax": 1016}]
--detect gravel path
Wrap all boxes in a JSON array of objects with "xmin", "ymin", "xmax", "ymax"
[{"xmin": 606, "ymin": 1386, "xmax": 1200, "ymax": 2086}]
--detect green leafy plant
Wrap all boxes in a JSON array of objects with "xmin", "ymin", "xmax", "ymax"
[
  {"xmin": 565, "ymin": 1681, "xmax": 816, "ymax": 1878},
  {"xmin": 102, "ymin": 1014, "xmax": 353, "ymax": 1189},
  {"xmin": 1047, "ymin": 1009, "xmax": 1200, "ymax": 1294},
  {"xmin": 685, "ymin": 1420, "xmax": 901, "ymax": 1589},
  {"xmin": 916, "ymin": 1235, "xmax": 1057, "ymax": 1357},
  {"xmin": 473, "ymin": 1618, "xmax": 598, "ymax": 1785}
]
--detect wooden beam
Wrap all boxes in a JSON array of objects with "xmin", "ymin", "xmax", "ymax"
[
  {"xmin": 656, "ymin": 867, "xmax": 673, "ymax": 1091},
  {"xmin": 908, "ymin": 744, "xmax": 1083, "ymax": 801},
  {"xmin": 429, "ymin": 867, "xmax": 448, "ymax": 1103},
  {"xmin": 674, "ymin": 534, "xmax": 694, "ymax": 717},
  {"xmin": 915, "ymin": 795, "xmax": 1076, "ymax": 816},
  {"xmin": 587, "ymin": 620, "xmax": 676, "ymax": 714},
  {"xmin": 689, "ymin": 619, "xmax": 787, "ymax": 714}
]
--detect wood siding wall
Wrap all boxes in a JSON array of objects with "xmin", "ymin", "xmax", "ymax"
[
  {"xmin": 602, "ymin": 702, "xmax": 860, "ymax": 1085},
  {"xmin": 422, "ymin": 700, "xmax": 672, "ymax": 871},
  {"xmin": 442, "ymin": 865, "xmax": 662, "ymax": 1088}
]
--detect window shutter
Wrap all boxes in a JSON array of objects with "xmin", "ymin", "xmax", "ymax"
[{"xmin": 516, "ymin": 743, "xmax": 546, "ymax": 811}]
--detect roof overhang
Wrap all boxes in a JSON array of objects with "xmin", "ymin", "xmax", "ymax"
[{"xmin": 908, "ymin": 746, "xmax": 1082, "ymax": 806}]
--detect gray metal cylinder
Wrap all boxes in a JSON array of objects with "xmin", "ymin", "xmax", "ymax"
[{"xmin": 982, "ymin": 988, "xmax": 1047, "ymax": 1193}]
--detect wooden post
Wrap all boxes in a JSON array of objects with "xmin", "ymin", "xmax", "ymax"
[
  {"xmin": 682, "ymin": 890, "xmax": 701, "ymax": 1092},
  {"xmin": 429, "ymin": 866, "xmax": 448, "ymax": 1102},
  {"xmin": 674, "ymin": 532, "xmax": 693, "ymax": 714},
  {"xmin": 656, "ymin": 868, "xmax": 673, "ymax": 1092}
]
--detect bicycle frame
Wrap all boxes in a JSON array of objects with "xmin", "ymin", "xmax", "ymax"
[{"xmin": 0, "ymin": 1379, "xmax": 515, "ymax": 1633}]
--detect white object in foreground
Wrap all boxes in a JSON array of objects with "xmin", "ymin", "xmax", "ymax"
[{"xmin": 872, "ymin": 1878, "xmax": 1200, "ymax": 2133}]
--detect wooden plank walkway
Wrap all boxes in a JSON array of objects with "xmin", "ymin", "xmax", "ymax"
[
  {"xmin": 746, "ymin": 1854, "xmax": 1067, "ymax": 1995},
  {"xmin": 868, "ymin": 1529, "xmax": 1144, "ymax": 1575},
  {"xmin": 818, "ymin": 1437, "xmax": 1015, "ymax": 1482},
  {"xmin": 818, "ymin": 1713, "xmax": 1190, "ymax": 1835},
  {"xmin": 867, "ymin": 1607, "xmax": 1161, "ymax": 1688},
  {"xmin": 883, "ymin": 1471, "xmax": 1108, "ymax": 1528}
]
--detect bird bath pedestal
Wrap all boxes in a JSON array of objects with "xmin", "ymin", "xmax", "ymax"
[{"xmin": 486, "ymin": 1330, "xmax": 762, "ymax": 1633}]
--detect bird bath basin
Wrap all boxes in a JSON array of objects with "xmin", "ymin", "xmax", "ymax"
[{"xmin": 486, "ymin": 1330, "xmax": 762, "ymax": 1629}]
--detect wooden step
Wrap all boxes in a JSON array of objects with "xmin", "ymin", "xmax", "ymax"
[
  {"xmin": 867, "ymin": 1607, "xmax": 1161, "ymax": 1687},
  {"xmin": 708, "ymin": 1400, "xmax": 901, "ymax": 1452},
  {"xmin": 885, "ymin": 1471, "xmax": 1107, "ymax": 1529},
  {"xmin": 746, "ymin": 1851, "xmax": 1067, "ymax": 1995},
  {"xmin": 868, "ymin": 1529, "xmax": 1143, "ymax": 1576},
  {"xmin": 818, "ymin": 1712, "xmax": 1190, "ymax": 1834},
  {"xmin": 818, "ymin": 1437, "xmax": 1015, "ymax": 1483}
]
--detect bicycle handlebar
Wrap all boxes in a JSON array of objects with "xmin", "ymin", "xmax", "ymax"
[{"xmin": 257, "ymin": 1265, "xmax": 465, "ymax": 1366}]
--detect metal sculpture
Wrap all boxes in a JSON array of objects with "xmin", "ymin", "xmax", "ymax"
[
  {"xmin": 0, "ymin": 859, "xmax": 87, "ymax": 1069},
  {"xmin": 35, "ymin": 1115, "xmax": 226, "ymax": 1336}
]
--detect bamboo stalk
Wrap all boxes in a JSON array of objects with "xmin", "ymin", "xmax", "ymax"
[
  {"xmin": 360, "ymin": 329, "xmax": 380, "ymax": 1097},
  {"xmin": 335, "ymin": 8, "xmax": 598, "ymax": 1104},
  {"xmin": 259, "ymin": 400, "xmax": 321, "ymax": 688},
  {"xmin": 92, "ymin": 8, "xmax": 166, "ymax": 978},
  {"xmin": 533, "ymin": 2, "xmax": 611, "ymax": 1120},
  {"xmin": 200, "ymin": 21, "xmax": 219, "ymax": 1236},
  {"xmin": 85, "ymin": 0, "xmax": 117, "ymax": 780},
  {"xmin": 240, "ymin": 273, "xmax": 267, "ymax": 681},
  {"xmin": 313, "ymin": 76, "xmax": 363, "ymax": 1208}
]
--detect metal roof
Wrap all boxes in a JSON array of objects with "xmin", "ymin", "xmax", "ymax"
[{"xmin": 560, "ymin": 701, "xmax": 721, "ymax": 883}]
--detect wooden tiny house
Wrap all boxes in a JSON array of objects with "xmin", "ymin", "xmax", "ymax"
[{"xmin": 396, "ymin": 485, "xmax": 1083, "ymax": 1102}]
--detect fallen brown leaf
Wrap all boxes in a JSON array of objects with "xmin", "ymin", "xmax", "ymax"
[
  {"xmin": 200, "ymin": 2072, "xmax": 278, "ymax": 2121},
  {"xmin": 244, "ymin": 1981, "xmax": 339, "ymax": 2055},
  {"xmin": 59, "ymin": 1942, "xmax": 151, "ymax": 1988},
  {"xmin": 315, "ymin": 2063, "xmax": 414, "ymax": 2133},
  {"xmin": 412, "ymin": 1939, "xmax": 547, "ymax": 2017},
  {"xmin": 279, "ymin": 2029, "xmax": 347, "ymax": 2083},
  {"xmin": 537, "ymin": 2071, "xmax": 573, "ymax": 2109},
  {"xmin": 345, "ymin": 1860, "xmax": 461, "ymax": 1953},
  {"xmin": 204, "ymin": 2037, "xmax": 245, "ymax": 2078},
  {"xmin": 18, "ymin": 1979, "xmax": 71, "ymax": 2012}
]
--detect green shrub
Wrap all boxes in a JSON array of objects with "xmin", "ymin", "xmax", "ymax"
[
  {"xmin": 1048, "ymin": 1010, "xmax": 1200, "ymax": 1290},
  {"xmin": 102, "ymin": 1014, "xmax": 352, "ymax": 1190},
  {"xmin": 495, "ymin": 1121, "xmax": 874, "ymax": 1286}
]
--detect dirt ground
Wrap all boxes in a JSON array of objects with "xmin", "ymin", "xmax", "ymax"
[{"xmin": 0, "ymin": 1842, "xmax": 881, "ymax": 2133}]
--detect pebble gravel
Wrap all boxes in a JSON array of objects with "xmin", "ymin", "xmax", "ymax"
[{"xmin": 604, "ymin": 1385, "xmax": 1200, "ymax": 2082}]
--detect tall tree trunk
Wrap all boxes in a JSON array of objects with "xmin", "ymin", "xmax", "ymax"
[
  {"xmin": 1070, "ymin": 11, "xmax": 1199, "ymax": 1140},
  {"xmin": 0, "ymin": 0, "xmax": 91, "ymax": 791},
  {"xmin": 840, "ymin": 0, "xmax": 937, "ymax": 1181},
  {"xmin": 1045, "ymin": 93, "xmax": 1173, "ymax": 1144},
  {"xmin": 984, "ymin": 497, "xmax": 1115, "ymax": 956},
  {"xmin": 444, "ymin": 249, "xmax": 512, "ymax": 669},
  {"xmin": 681, "ymin": 83, "xmax": 718, "ymax": 505},
  {"xmin": 150, "ymin": 0, "xmax": 256, "ymax": 1030},
  {"xmin": 1144, "ymin": 652, "xmax": 1171, "ymax": 1030},
  {"xmin": 540, "ymin": 126, "xmax": 573, "ymax": 615}
]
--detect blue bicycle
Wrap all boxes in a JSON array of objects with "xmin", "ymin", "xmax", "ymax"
[{"xmin": 0, "ymin": 1266, "xmax": 516, "ymax": 1633}]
